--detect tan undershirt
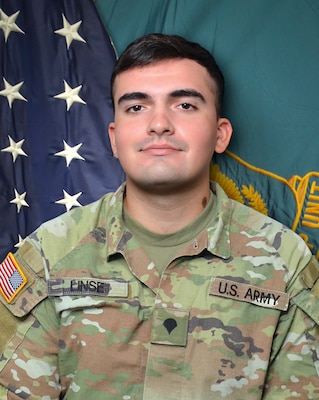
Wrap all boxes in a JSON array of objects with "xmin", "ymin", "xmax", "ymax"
[{"xmin": 123, "ymin": 192, "xmax": 215, "ymax": 275}]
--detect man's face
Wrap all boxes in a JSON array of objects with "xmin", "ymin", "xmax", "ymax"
[{"xmin": 109, "ymin": 58, "xmax": 232, "ymax": 194}]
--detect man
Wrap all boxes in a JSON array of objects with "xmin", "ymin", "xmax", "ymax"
[{"xmin": 0, "ymin": 33, "xmax": 318, "ymax": 399}]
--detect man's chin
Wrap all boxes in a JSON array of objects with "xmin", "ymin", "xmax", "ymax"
[{"xmin": 130, "ymin": 178, "xmax": 194, "ymax": 196}]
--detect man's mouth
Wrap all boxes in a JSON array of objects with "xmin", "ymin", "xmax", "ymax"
[{"xmin": 141, "ymin": 143, "xmax": 182, "ymax": 156}]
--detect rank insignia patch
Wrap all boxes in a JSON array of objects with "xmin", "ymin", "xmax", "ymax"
[
  {"xmin": 151, "ymin": 307, "xmax": 189, "ymax": 347},
  {"xmin": 0, "ymin": 253, "xmax": 27, "ymax": 303}
]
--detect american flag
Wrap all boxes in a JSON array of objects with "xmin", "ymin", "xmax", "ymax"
[
  {"xmin": 0, "ymin": 252, "xmax": 27, "ymax": 302},
  {"xmin": 0, "ymin": 0, "xmax": 125, "ymax": 262}
]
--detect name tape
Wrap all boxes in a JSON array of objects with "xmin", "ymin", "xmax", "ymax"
[
  {"xmin": 48, "ymin": 277, "xmax": 128, "ymax": 298},
  {"xmin": 210, "ymin": 277, "xmax": 289, "ymax": 311}
]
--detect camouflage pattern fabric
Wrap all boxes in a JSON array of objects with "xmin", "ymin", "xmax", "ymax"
[{"xmin": 0, "ymin": 183, "xmax": 319, "ymax": 399}]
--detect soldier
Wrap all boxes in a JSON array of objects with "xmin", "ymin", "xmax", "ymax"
[{"xmin": 0, "ymin": 33, "xmax": 319, "ymax": 399}]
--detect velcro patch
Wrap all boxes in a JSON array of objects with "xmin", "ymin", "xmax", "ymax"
[
  {"xmin": 210, "ymin": 277, "xmax": 289, "ymax": 311},
  {"xmin": 151, "ymin": 307, "xmax": 189, "ymax": 347},
  {"xmin": 48, "ymin": 277, "xmax": 128, "ymax": 297},
  {"xmin": 0, "ymin": 253, "xmax": 28, "ymax": 303}
]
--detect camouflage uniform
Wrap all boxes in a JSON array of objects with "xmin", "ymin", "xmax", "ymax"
[{"xmin": 0, "ymin": 182, "xmax": 319, "ymax": 400}]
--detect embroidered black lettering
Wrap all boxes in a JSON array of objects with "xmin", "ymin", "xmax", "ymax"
[
  {"xmin": 259, "ymin": 292, "xmax": 271, "ymax": 304},
  {"xmin": 83, "ymin": 280, "xmax": 91, "ymax": 291},
  {"xmin": 272, "ymin": 293, "xmax": 280, "ymax": 305},
  {"xmin": 97, "ymin": 281, "xmax": 105, "ymax": 293},
  {"xmin": 70, "ymin": 279, "xmax": 78, "ymax": 292},
  {"xmin": 210, "ymin": 278, "xmax": 289, "ymax": 311},
  {"xmin": 244, "ymin": 288, "xmax": 253, "ymax": 300},
  {"xmin": 253, "ymin": 290, "xmax": 260, "ymax": 301},
  {"xmin": 48, "ymin": 278, "xmax": 128, "ymax": 297},
  {"xmin": 218, "ymin": 281, "xmax": 228, "ymax": 294},
  {"xmin": 229, "ymin": 284, "xmax": 238, "ymax": 297}
]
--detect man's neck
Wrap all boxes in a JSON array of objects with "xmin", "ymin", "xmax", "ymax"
[{"xmin": 123, "ymin": 182, "xmax": 211, "ymax": 234}]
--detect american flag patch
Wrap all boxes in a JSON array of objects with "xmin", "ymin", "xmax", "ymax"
[{"xmin": 0, "ymin": 253, "xmax": 27, "ymax": 303}]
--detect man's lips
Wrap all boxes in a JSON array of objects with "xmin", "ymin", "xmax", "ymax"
[{"xmin": 140, "ymin": 143, "xmax": 183, "ymax": 156}]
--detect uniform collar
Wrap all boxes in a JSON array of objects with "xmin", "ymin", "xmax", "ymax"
[
  {"xmin": 205, "ymin": 182, "xmax": 232, "ymax": 259},
  {"xmin": 106, "ymin": 182, "xmax": 232, "ymax": 261}
]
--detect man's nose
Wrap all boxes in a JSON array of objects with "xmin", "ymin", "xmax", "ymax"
[{"xmin": 147, "ymin": 108, "xmax": 174, "ymax": 136}]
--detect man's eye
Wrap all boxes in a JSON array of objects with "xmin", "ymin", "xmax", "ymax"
[
  {"xmin": 127, "ymin": 105, "xmax": 144, "ymax": 112},
  {"xmin": 178, "ymin": 103, "xmax": 196, "ymax": 110}
]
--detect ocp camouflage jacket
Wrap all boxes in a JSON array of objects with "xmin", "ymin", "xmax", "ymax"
[{"xmin": 0, "ymin": 183, "xmax": 319, "ymax": 399}]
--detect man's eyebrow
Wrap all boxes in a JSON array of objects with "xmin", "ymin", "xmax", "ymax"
[
  {"xmin": 169, "ymin": 89, "xmax": 206, "ymax": 102},
  {"xmin": 117, "ymin": 92, "xmax": 150, "ymax": 105}
]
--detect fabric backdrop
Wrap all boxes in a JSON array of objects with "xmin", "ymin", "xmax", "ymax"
[
  {"xmin": 96, "ymin": 0, "xmax": 319, "ymax": 259},
  {"xmin": 0, "ymin": 1, "xmax": 318, "ymax": 262},
  {"xmin": 0, "ymin": 0, "xmax": 125, "ymax": 261}
]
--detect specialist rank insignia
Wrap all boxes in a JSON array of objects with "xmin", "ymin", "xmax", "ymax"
[
  {"xmin": 151, "ymin": 307, "xmax": 189, "ymax": 347},
  {"xmin": 0, "ymin": 253, "xmax": 27, "ymax": 303}
]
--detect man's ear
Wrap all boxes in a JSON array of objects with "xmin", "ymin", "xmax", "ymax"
[
  {"xmin": 108, "ymin": 122, "xmax": 118, "ymax": 158},
  {"xmin": 214, "ymin": 118, "xmax": 233, "ymax": 154}
]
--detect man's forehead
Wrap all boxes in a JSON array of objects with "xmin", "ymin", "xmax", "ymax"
[{"xmin": 113, "ymin": 59, "xmax": 215, "ymax": 99}]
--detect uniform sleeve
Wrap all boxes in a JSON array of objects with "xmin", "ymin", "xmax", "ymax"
[
  {"xmin": 0, "ymin": 387, "xmax": 7, "ymax": 399},
  {"xmin": 0, "ymin": 243, "xmax": 62, "ymax": 399},
  {"xmin": 263, "ymin": 256, "xmax": 319, "ymax": 399}
]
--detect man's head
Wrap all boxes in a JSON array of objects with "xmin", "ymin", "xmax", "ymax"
[
  {"xmin": 111, "ymin": 33, "xmax": 225, "ymax": 118},
  {"xmin": 109, "ymin": 33, "xmax": 232, "ymax": 197}
]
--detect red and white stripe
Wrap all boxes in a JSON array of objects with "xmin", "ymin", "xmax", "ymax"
[{"xmin": 0, "ymin": 255, "xmax": 16, "ymax": 299}]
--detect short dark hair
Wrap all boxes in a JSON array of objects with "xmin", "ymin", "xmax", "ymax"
[{"xmin": 111, "ymin": 33, "xmax": 225, "ymax": 117}]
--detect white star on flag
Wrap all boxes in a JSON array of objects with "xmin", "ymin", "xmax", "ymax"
[
  {"xmin": 1, "ymin": 135, "xmax": 28, "ymax": 162},
  {"xmin": 55, "ymin": 190, "xmax": 82, "ymax": 211},
  {"xmin": 0, "ymin": 9, "xmax": 24, "ymax": 42},
  {"xmin": 0, "ymin": 0, "xmax": 125, "ymax": 263},
  {"xmin": 10, "ymin": 189, "xmax": 29, "ymax": 213},
  {"xmin": 14, "ymin": 235, "xmax": 25, "ymax": 249},
  {"xmin": 54, "ymin": 14, "xmax": 86, "ymax": 49},
  {"xmin": 54, "ymin": 80, "xmax": 86, "ymax": 111},
  {"xmin": 54, "ymin": 140, "xmax": 85, "ymax": 167},
  {"xmin": 0, "ymin": 78, "xmax": 27, "ymax": 108}
]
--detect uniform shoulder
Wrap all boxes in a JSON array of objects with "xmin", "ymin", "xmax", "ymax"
[
  {"xmin": 214, "ymin": 181, "xmax": 288, "ymax": 233},
  {"xmin": 29, "ymin": 188, "xmax": 121, "ymax": 267},
  {"xmin": 229, "ymin": 194, "xmax": 301, "ymax": 242},
  {"xmin": 0, "ymin": 242, "xmax": 47, "ymax": 317},
  {"xmin": 0, "ymin": 191, "xmax": 119, "ymax": 315},
  {"xmin": 225, "ymin": 190, "xmax": 313, "ymax": 271}
]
